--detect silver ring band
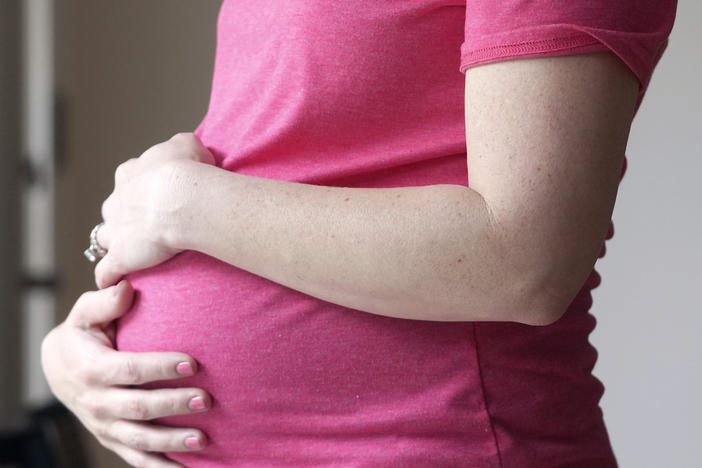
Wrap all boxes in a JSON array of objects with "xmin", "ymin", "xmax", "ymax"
[{"xmin": 84, "ymin": 222, "xmax": 107, "ymax": 262}]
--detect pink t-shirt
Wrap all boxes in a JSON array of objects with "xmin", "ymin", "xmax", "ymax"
[{"xmin": 116, "ymin": 1, "xmax": 676, "ymax": 466}]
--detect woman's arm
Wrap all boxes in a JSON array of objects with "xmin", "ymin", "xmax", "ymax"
[
  {"xmin": 96, "ymin": 51, "xmax": 639, "ymax": 326},
  {"xmin": 166, "ymin": 166, "xmax": 514, "ymax": 322}
]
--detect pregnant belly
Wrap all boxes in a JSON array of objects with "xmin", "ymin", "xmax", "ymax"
[{"xmin": 115, "ymin": 251, "xmax": 498, "ymax": 467}]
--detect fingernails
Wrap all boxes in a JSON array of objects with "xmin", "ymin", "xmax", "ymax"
[
  {"xmin": 189, "ymin": 396, "xmax": 206, "ymax": 411},
  {"xmin": 185, "ymin": 436, "xmax": 202, "ymax": 449},
  {"xmin": 176, "ymin": 361, "xmax": 194, "ymax": 376}
]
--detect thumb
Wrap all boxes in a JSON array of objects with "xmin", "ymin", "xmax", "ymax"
[
  {"xmin": 68, "ymin": 280, "xmax": 135, "ymax": 329},
  {"xmin": 94, "ymin": 248, "xmax": 125, "ymax": 289}
]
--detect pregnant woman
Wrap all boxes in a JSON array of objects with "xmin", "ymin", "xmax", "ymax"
[{"xmin": 42, "ymin": 1, "xmax": 676, "ymax": 467}]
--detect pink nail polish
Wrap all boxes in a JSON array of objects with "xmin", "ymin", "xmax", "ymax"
[
  {"xmin": 185, "ymin": 436, "xmax": 201, "ymax": 449},
  {"xmin": 176, "ymin": 362, "xmax": 194, "ymax": 376},
  {"xmin": 189, "ymin": 396, "xmax": 206, "ymax": 411}
]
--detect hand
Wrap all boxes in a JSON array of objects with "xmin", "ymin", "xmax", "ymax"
[
  {"xmin": 41, "ymin": 280, "xmax": 212, "ymax": 468},
  {"xmin": 94, "ymin": 132, "xmax": 215, "ymax": 289}
]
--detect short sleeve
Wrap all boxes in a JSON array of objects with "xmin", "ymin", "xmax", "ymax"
[{"xmin": 460, "ymin": 0, "xmax": 677, "ymax": 114}]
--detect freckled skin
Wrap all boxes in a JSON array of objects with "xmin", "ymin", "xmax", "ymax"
[{"xmin": 172, "ymin": 52, "xmax": 638, "ymax": 325}]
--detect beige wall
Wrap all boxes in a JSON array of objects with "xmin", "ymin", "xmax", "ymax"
[{"xmin": 54, "ymin": 1, "xmax": 221, "ymax": 466}]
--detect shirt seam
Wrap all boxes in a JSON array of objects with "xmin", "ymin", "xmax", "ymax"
[
  {"xmin": 460, "ymin": 33, "xmax": 607, "ymax": 72},
  {"xmin": 466, "ymin": 33, "xmax": 598, "ymax": 54},
  {"xmin": 471, "ymin": 322, "xmax": 504, "ymax": 468}
]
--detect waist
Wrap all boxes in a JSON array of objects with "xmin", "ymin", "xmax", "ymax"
[{"xmin": 115, "ymin": 251, "xmax": 612, "ymax": 467}]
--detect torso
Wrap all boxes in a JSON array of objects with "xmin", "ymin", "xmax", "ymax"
[{"xmin": 116, "ymin": 1, "xmax": 617, "ymax": 465}]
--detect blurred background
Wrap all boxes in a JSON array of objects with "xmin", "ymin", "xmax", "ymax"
[{"xmin": 0, "ymin": 0, "xmax": 699, "ymax": 467}]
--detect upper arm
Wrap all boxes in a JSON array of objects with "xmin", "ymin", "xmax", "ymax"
[{"xmin": 464, "ymin": 51, "xmax": 639, "ymax": 325}]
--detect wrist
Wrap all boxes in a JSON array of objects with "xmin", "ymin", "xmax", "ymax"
[{"xmin": 158, "ymin": 159, "xmax": 208, "ymax": 252}]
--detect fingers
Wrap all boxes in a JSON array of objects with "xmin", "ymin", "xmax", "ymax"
[
  {"xmin": 114, "ymin": 158, "xmax": 138, "ymax": 186},
  {"xmin": 103, "ymin": 440, "xmax": 186, "ymax": 468},
  {"xmin": 95, "ymin": 249, "xmax": 125, "ymax": 289},
  {"xmin": 68, "ymin": 281, "xmax": 134, "ymax": 329},
  {"xmin": 140, "ymin": 133, "xmax": 212, "ymax": 166},
  {"xmin": 100, "ymin": 420, "xmax": 207, "ymax": 453},
  {"xmin": 98, "ymin": 350, "xmax": 199, "ymax": 386},
  {"xmin": 169, "ymin": 132, "xmax": 215, "ymax": 165},
  {"xmin": 86, "ymin": 387, "xmax": 211, "ymax": 421}
]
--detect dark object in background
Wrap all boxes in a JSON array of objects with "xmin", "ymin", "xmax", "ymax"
[{"xmin": 0, "ymin": 401, "xmax": 89, "ymax": 468}]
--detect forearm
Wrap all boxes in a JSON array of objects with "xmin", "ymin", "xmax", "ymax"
[{"xmin": 170, "ymin": 162, "xmax": 545, "ymax": 324}]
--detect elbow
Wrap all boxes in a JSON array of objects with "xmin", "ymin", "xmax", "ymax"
[
  {"xmin": 491, "ymin": 233, "xmax": 599, "ymax": 327},
  {"xmin": 516, "ymin": 269, "xmax": 588, "ymax": 326},
  {"xmin": 520, "ymin": 286, "xmax": 572, "ymax": 326},
  {"xmin": 495, "ymin": 248, "xmax": 586, "ymax": 326}
]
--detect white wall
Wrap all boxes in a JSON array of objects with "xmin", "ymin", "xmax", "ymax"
[{"xmin": 591, "ymin": 1, "xmax": 702, "ymax": 467}]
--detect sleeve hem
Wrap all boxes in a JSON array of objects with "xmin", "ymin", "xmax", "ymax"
[
  {"xmin": 459, "ymin": 34, "xmax": 606, "ymax": 73},
  {"xmin": 459, "ymin": 27, "xmax": 654, "ymax": 114}
]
